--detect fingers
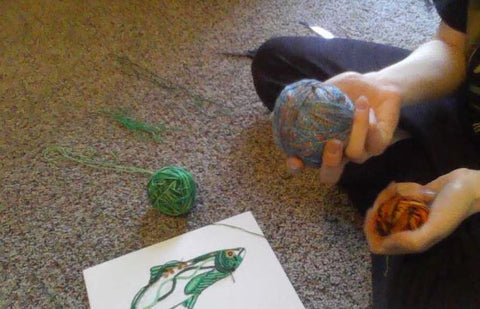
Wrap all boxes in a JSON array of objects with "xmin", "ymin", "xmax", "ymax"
[
  {"xmin": 317, "ymin": 95, "xmax": 376, "ymax": 183},
  {"xmin": 423, "ymin": 168, "xmax": 474, "ymax": 193},
  {"xmin": 364, "ymin": 182, "xmax": 398, "ymax": 254},
  {"xmin": 364, "ymin": 182, "xmax": 438, "ymax": 255},
  {"xmin": 345, "ymin": 96, "xmax": 370, "ymax": 161},
  {"xmin": 394, "ymin": 183, "xmax": 437, "ymax": 202},
  {"xmin": 319, "ymin": 139, "xmax": 346, "ymax": 184},
  {"xmin": 345, "ymin": 95, "xmax": 393, "ymax": 163},
  {"xmin": 365, "ymin": 214, "xmax": 428, "ymax": 255},
  {"xmin": 322, "ymin": 139, "xmax": 343, "ymax": 166},
  {"xmin": 420, "ymin": 179, "xmax": 475, "ymax": 236},
  {"xmin": 380, "ymin": 230, "xmax": 427, "ymax": 254},
  {"xmin": 381, "ymin": 214, "xmax": 450, "ymax": 254},
  {"xmin": 366, "ymin": 96, "xmax": 400, "ymax": 155},
  {"xmin": 286, "ymin": 143, "xmax": 346, "ymax": 185},
  {"xmin": 364, "ymin": 206, "xmax": 387, "ymax": 254},
  {"xmin": 366, "ymin": 178, "xmax": 473, "ymax": 255}
]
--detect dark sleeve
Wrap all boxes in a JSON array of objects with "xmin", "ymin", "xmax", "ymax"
[{"xmin": 433, "ymin": 0, "xmax": 468, "ymax": 33}]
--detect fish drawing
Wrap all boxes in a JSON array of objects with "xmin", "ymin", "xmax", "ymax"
[{"xmin": 131, "ymin": 248, "xmax": 246, "ymax": 309}]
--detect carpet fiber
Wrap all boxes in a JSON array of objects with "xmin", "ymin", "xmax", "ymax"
[{"xmin": 1, "ymin": 1, "xmax": 438, "ymax": 308}]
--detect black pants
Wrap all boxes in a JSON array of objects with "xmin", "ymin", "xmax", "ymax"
[{"xmin": 251, "ymin": 36, "xmax": 480, "ymax": 308}]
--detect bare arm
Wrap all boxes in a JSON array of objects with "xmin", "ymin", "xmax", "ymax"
[{"xmin": 368, "ymin": 22, "xmax": 467, "ymax": 105}]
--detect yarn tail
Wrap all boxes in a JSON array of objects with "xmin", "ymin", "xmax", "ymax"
[
  {"xmin": 43, "ymin": 146, "xmax": 154, "ymax": 176},
  {"xmin": 220, "ymin": 49, "xmax": 256, "ymax": 59}
]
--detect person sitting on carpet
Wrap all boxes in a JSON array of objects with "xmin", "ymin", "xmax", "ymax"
[{"xmin": 251, "ymin": 0, "xmax": 480, "ymax": 307}]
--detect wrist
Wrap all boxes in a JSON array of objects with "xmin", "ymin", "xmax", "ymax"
[
  {"xmin": 364, "ymin": 71, "xmax": 404, "ymax": 104},
  {"xmin": 458, "ymin": 169, "xmax": 480, "ymax": 215},
  {"xmin": 470, "ymin": 170, "xmax": 480, "ymax": 214}
]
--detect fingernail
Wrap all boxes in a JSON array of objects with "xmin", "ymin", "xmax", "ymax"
[
  {"xmin": 326, "ymin": 140, "xmax": 342, "ymax": 155},
  {"xmin": 327, "ymin": 146, "xmax": 339, "ymax": 155},
  {"xmin": 288, "ymin": 166, "xmax": 302, "ymax": 176},
  {"xmin": 369, "ymin": 108, "xmax": 377, "ymax": 125},
  {"xmin": 286, "ymin": 157, "xmax": 303, "ymax": 175},
  {"xmin": 422, "ymin": 188, "xmax": 437, "ymax": 197}
]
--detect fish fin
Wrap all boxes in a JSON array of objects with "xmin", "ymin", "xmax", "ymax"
[
  {"xmin": 149, "ymin": 260, "xmax": 182, "ymax": 283},
  {"xmin": 184, "ymin": 269, "xmax": 216, "ymax": 294},
  {"xmin": 182, "ymin": 295, "xmax": 199, "ymax": 309}
]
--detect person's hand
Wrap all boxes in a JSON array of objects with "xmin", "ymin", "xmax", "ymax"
[
  {"xmin": 287, "ymin": 72, "xmax": 403, "ymax": 184},
  {"xmin": 364, "ymin": 168, "xmax": 480, "ymax": 255}
]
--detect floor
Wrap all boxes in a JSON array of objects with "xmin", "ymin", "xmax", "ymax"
[{"xmin": 0, "ymin": 1, "xmax": 438, "ymax": 308}]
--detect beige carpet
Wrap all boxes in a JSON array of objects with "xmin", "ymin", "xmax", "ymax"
[{"xmin": 1, "ymin": 1, "xmax": 438, "ymax": 308}]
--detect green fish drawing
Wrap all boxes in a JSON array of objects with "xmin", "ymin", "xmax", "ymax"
[{"xmin": 131, "ymin": 248, "xmax": 245, "ymax": 309}]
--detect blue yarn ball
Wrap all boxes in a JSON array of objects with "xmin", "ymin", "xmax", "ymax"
[{"xmin": 273, "ymin": 79, "xmax": 354, "ymax": 168}]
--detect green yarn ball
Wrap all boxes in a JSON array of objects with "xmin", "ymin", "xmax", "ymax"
[{"xmin": 146, "ymin": 166, "xmax": 196, "ymax": 216}]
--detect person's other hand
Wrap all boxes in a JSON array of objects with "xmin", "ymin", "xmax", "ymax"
[
  {"xmin": 287, "ymin": 72, "xmax": 402, "ymax": 184},
  {"xmin": 364, "ymin": 168, "xmax": 480, "ymax": 255}
]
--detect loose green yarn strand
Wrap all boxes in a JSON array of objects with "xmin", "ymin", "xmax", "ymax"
[
  {"xmin": 44, "ymin": 146, "xmax": 154, "ymax": 175},
  {"xmin": 147, "ymin": 167, "xmax": 196, "ymax": 216},
  {"xmin": 101, "ymin": 109, "xmax": 175, "ymax": 143}
]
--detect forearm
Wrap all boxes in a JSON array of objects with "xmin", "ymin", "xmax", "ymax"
[
  {"xmin": 366, "ymin": 23, "xmax": 467, "ymax": 105},
  {"xmin": 457, "ymin": 169, "xmax": 480, "ymax": 216}
]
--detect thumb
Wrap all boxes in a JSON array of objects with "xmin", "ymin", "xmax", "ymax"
[{"xmin": 381, "ymin": 230, "xmax": 429, "ymax": 254}]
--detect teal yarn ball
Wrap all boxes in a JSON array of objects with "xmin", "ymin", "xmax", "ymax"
[
  {"xmin": 147, "ymin": 166, "xmax": 196, "ymax": 216},
  {"xmin": 273, "ymin": 79, "xmax": 354, "ymax": 168}
]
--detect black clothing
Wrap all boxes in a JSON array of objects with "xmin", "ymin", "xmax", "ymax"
[
  {"xmin": 435, "ymin": 0, "xmax": 480, "ymax": 141},
  {"xmin": 433, "ymin": 0, "xmax": 468, "ymax": 32}
]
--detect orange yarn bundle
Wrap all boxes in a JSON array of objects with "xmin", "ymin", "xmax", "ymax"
[{"xmin": 375, "ymin": 193, "xmax": 430, "ymax": 236}]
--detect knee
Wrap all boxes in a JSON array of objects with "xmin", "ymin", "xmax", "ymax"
[
  {"xmin": 251, "ymin": 36, "xmax": 329, "ymax": 111},
  {"xmin": 256, "ymin": 37, "xmax": 292, "ymax": 55},
  {"xmin": 251, "ymin": 37, "xmax": 298, "ymax": 111},
  {"xmin": 252, "ymin": 36, "xmax": 294, "ymax": 65}
]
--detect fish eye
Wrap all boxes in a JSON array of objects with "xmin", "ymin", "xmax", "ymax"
[{"xmin": 226, "ymin": 250, "xmax": 235, "ymax": 257}]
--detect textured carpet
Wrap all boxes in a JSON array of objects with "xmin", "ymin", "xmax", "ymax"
[{"xmin": 0, "ymin": 1, "xmax": 438, "ymax": 308}]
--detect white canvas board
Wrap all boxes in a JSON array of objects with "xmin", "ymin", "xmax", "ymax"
[{"xmin": 83, "ymin": 211, "xmax": 305, "ymax": 309}]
